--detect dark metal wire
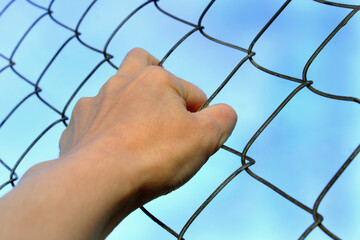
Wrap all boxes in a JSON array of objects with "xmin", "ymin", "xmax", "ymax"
[{"xmin": 0, "ymin": 0, "xmax": 358, "ymax": 239}]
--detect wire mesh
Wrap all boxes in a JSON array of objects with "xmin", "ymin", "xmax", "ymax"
[{"xmin": 0, "ymin": 0, "xmax": 359, "ymax": 239}]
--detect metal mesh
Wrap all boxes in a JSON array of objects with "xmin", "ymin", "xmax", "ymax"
[{"xmin": 0, "ymin": 0, "xmax": 359, "ymax": 239}]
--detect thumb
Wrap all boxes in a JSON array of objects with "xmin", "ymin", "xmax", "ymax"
[{"xmin": 198, "ymin": 103, "xmax": 237, "ymax": 151}]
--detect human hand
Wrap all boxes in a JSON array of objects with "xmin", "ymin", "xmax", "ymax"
[
  {"xmin": 0, "ymin": 48, "xmax": 237, "ymax": 240},
  {"xmin": 59, "ymin": 48, "xmax": 237, "ymax": 203}
]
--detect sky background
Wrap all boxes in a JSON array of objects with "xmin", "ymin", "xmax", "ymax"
[{"xmin": 0, "ymin": 0, "xmax": 359, "ymax": 239}]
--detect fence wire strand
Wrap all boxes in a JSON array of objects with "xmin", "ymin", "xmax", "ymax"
[{"xmin": 0, "ymin": 0, "xmax": 359, "ymax": 239}]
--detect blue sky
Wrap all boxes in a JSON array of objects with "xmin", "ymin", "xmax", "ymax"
[{"xmin": 0, "ymin": 0, "xmax": 359, "ymax": 239}]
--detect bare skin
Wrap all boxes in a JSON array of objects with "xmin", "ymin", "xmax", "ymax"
[{"xmin": 0, "ymin": 48, "xmax": 237, "ymax": 240}]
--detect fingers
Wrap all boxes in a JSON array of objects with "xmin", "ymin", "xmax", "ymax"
[
  {"xmin": 117, "ymin": 48, "xmax": 207, "ymax": 112},
  {"xmin": 117, "ymin": 48, "xmax": 160, "ymax": 75},
  {"xmin": 117, "ymin": 49, "xmax": 234, "ymax": 146},
  {"xmin": 198, "ymin": 104, "xmax": 237, "ymax": 150},
  {"xmin": 177, "ymin": 79, "xmax": 207, "ymax": 112}
]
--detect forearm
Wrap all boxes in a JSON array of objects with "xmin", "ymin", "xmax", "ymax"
[{"xmin": 0, "ymin": 147, "xmax": 138, "ymax": 240}]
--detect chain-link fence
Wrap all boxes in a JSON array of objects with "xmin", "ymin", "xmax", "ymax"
[{"xmin": 0, "ymin": 0, "xmax": 359, "ymax": 239}]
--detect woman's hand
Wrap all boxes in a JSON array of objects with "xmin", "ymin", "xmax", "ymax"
[{"xmin": 0, "ymin": 48, "xmax": 237, "ymax": 240}]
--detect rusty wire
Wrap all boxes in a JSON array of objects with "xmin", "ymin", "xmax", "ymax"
[{"xmin": 0, "ymin": 0, "xmax": 359, "ymax": 239}]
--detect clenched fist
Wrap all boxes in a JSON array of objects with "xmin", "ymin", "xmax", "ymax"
[{"xmin": 0, "ymin": 48, "xmax": 237, "ymax": 240}]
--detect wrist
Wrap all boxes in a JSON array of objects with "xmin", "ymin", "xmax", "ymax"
[
  {"xmin": 60, "ymin": 142, "xmax": 142, "ymax": 209},
  {"xmin": 14, "ymin": 143, "xmax": 141, "ymax": 239}
]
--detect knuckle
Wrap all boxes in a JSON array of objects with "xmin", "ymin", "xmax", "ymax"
[
  {"xmin": 76, "ymin": 96, "xmax": 92, "ymax": 107},
  {"xmin": 107, "ymin": 74, "xmax": 121, "ymax": 84},
  {"xmin": 73, "ymin": 97, "xmax": 93, "ymax": 113},
  {"xmin": 59, "ymin": 124, "xmax": 73, "ymax": 156},
  {"xmin": 128, "ymin": 47, "xmax": 147, "ymax": 56},
  {"xmin": 140, "ymin": 66, "xmax": 171, "ymax": 86},
  {"xmin": 59, "ymin": 129, "xmax": 68, "ymax": 153},
  {"xmin": 100, "ymin": 75, "xmax": 122, "ymax": 93},
  {"xmin": 109, "ymin": 74, "xmax": 130, "ymax": 86}
]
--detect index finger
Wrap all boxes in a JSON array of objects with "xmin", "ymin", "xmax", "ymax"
[
  {"xmin": 117, "ymin": 48, "xmax": 160, "ymax": 75},
  {"xmin": 178, "ymin": 78, "xmax": 208, "ymax": 112}
]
